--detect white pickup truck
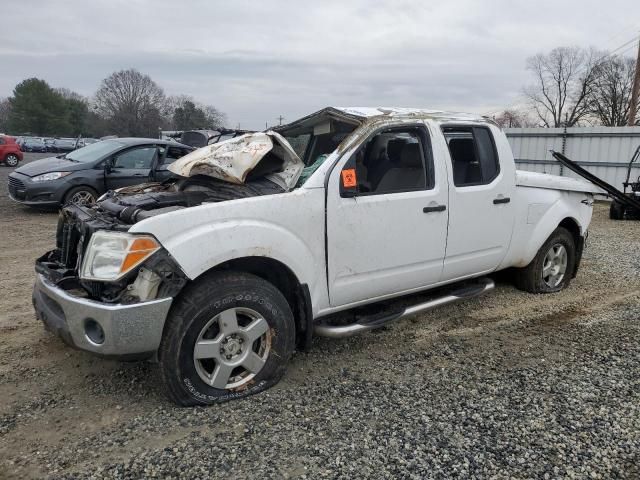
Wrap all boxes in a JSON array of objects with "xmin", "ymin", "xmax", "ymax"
[{"xmin": 33, "ymin": 107, "xmax": 599, "ymax": 406}]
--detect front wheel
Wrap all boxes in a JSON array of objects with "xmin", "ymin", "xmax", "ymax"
[
  {"xmin": 158, "ymin": 271, "xmax": 295, "ymax": 406},
  {"xmin": 64, "ymin": 186, "xmax": 97, "ymax": 206},
  {"xmin": 4, "ymin": 154, "xmax": 19, "ymax": 167},
  {"xmin": 514, "ymin": 227, "xmax": 576, "ymax": 294}
]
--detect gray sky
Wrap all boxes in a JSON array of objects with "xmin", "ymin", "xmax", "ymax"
[{"xmin": 1, "ymin": 0, "xmax": 639, "ymax": 129}]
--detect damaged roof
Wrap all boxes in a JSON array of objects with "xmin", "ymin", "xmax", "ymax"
[{"xmin": 276, "ymin": 107, "xmax": 492, "ymax": 132}]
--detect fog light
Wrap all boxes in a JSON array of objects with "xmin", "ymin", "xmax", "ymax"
[{"xmin": 84, "ymin": 319, "xmax": 105, "ymax": 345}]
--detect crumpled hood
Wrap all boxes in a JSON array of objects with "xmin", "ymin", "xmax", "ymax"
[
  {"xmin": 14, "ymin": 156, "xmax": 89, "ymax": 177},
  {"xmin": 168, "ymin": 131, "xmax": 304, "ymax": 190}
]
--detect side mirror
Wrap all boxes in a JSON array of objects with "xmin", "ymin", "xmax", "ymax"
[
  {"xmin": 104, "ymin": 158, "xmax": 114, "ymax": 173},
  {"xmin": 339, "ymin": 155, "xmax": 358, "ymax": 198}
]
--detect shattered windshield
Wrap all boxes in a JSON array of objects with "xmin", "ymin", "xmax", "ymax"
[{"xmin": 284, "ymin": 134, "xmax": 311, "ymax": 161}]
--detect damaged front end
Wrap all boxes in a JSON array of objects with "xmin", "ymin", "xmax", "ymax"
[
  {"xmin": 31, "ymin": 123, "xmax": 342, "ymax": 358},
  {"xmin": 36, "ymin": 130, "xmax": 307, "ymax": 308},
  {"xmin": 35, "ymin": 204, "xmax": 188, "ymax": 304},
  {"xmin": 33, "ymin": 204, "xmax": 185, "ymax": 358}
]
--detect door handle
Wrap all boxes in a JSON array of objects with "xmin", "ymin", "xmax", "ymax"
[
  {"xmin": 423, "ymin": 205, "xmax": 446, "ymax": 213},
  {"xmin": 493, "ymin": 197, "xmax": 511, "ymax": 205}
]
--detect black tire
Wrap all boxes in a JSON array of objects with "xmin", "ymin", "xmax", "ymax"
[
  {"xmin": 609, "ymin": 201, "xmax": 625, "ymax": 220},
  {"xmin": 63, "ymin": 186, "xmax": 98, "ymax": 206},
  {"xmin": 158, "ymin": 271, "xmax": 295, "ymax": 406},
  {"xmin": 514, "ymin": 227, "xmax": 576, "ymax": 294},
  {"xmin": 4, "ymin": 154, "xmax": 19, "ymax": 167}
]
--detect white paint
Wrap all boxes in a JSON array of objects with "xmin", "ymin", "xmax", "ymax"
[
  {"xmin": 130, "ymin": 109, "xmax": 594, "ymax": 318},
  {"xmin": 325, "ymin": 126, "xmax": 449, "ymax": 305},
  {"xmin": 168, "ymin": 131, "xmax": 303, "ymax": 190},
  {"xmin": 516, "ymin": 170, "xmax": 602, "ymax": 194}
]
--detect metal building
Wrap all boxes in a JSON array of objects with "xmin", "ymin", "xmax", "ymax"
[{"xmin": 504, "ymin": 127, "xmax": 640, "ymax": 189}]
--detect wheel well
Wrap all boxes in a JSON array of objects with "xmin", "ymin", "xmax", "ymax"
[
  {"xmin": 558, "ymin": 217, "xmax": 583, "ymax": 278},
  {"xmin": 209, "ymin": 257, "xmax": 313, "ymax": 350},
  {"xmin": 63, "ymin": 185, "xmax": 98, "ymax": 200},
  {"xmin": 559, "ymin": 217, "xmax": 580, "ymax": 244}
]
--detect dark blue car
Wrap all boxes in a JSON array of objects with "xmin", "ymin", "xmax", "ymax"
[{"xmin": 8, "ymin": 138, "xmax": 193, "ymax": 208}]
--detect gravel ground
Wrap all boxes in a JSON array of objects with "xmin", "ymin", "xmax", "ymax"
[{"xmin": 0, "ymin": 153, "xmax": 639, "ymax": 479}]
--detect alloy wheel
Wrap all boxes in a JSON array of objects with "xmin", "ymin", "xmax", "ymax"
[
  {"xmin": 193, "ymin": 307, "xmax": 271, "ymax": 389},
  {"xmin": 542, "ymin": 243, "xmax": 568, "ymax": 288},
  {"xmin": 70, "ymin": 190, "xmax": 95, "ymax": 205}
]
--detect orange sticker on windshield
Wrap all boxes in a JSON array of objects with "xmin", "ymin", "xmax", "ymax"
[{"xmin": 341, "ymin": 168, "xmax": 357, "ymax": 188}]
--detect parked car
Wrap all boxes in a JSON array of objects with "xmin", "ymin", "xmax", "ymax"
[
  {"xmin": 77, "ymin": 138, "xmax": 99, "ymax": 148},
  {"xmin": 53, "ymin": 138, "xmax": 79, "ymax": 153},
  {"xmin": 8, "ymin": 138, "xmax": 193, "ymax": 208},
  {"xmin": 32, "ymin": 107, "xmax": 599, "ymax": 406},
  {"xmin": 22, "ymin": 137, "xmax": 47, "ymax": 152},
  {"xmin": 0, "ymin": 135, "xmax": 24, "ymax": 167},
  {"xmin": 44, "ymin": 138, "xmax": 57, "ymax": 152}
]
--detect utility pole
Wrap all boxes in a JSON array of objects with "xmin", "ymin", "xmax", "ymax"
[
  {"xmin": 277, "ymin": 115, "xmax": 285, "ymax": 126},
  {"xmin": 628, "ymin": 37, "xmax": 640, "ymax": 126}
]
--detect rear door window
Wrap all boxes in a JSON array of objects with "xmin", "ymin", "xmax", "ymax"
[{"xmin": 443, "ymin": 126, "xmax": 500, "ymax": 187}]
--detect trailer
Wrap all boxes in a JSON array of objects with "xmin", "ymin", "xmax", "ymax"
[{"xmin": 552, "ymin": 149, "xmax": 640, "ymax": 220}]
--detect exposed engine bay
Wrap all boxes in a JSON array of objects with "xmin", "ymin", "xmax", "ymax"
[{"xmin": 35, "ymin": 175, "xmax": 286, "ymax": 304}]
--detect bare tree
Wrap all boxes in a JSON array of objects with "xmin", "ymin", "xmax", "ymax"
[
  {"xmin": 587, "ymin": 55, "xmax": 638, "ymax": 126},
  {"xmin": 492, "ymin": 109, "xmax": 537, "ymax": 128},
  {"xmin": 95, "ymin": 69, "xmax": 165, "ymax": 137},
  {"xmin": 202, "ymin": 105, "xmax": 226, "ymax": 129},
  {"xmin": 524, "ymin": 47, "xmax": 598, "ymax": 127},
  {"xmin": 163, "ymin": 95, "xmax": 226, "ymax": 130},
  {"xmin": 55, "ymin": 88, "xmax": 86, "ymax": 102}
]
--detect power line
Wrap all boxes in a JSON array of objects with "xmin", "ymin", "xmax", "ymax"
[
  {"xmin": 604, "ymin": 23, "xmax": 640, "ymax": 50},
  {"xmin": 616, "ymin": 42, "xmax": 640, "ymax": 58},
  {"xmin": 609, "ymin": 34, "xmax": 640, "ymax": 56}
]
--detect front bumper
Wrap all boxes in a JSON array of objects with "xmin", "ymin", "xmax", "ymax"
[
  {"xmin": 8, "ymin": 172, "xmax": 66, "ymax": 206},
  {"xmin": 33, "ymin": 274, "xmax": 173, "ymax": 359}
]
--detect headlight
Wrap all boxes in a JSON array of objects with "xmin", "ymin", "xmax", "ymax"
[
  {"xmin": 80, "ymin": 231, "xmax": 160, "ymax": 281},
  {"xmin": 32, "ymin": 171, "xmax": 72, "ymax": 182}
]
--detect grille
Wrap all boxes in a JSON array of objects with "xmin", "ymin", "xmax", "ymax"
[
  {"xmin": 60, "ymin": 223, "xmax": 82, "ymax": 269},
  {"xmin": 8, "ymin": 176, "xmax": 25, "ymax": 190}
]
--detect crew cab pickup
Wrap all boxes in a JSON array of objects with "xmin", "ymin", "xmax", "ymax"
[{"xmin": 32, "ymin": 107, "xmax": 599, "ymax": 406}]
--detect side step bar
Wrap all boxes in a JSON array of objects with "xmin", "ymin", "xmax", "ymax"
[{"xmin": 314, "ymin": 277, "xmax": 495, "ymax": 339}]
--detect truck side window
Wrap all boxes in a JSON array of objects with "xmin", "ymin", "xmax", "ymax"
[
  {"xmin": 353, "ymin": 128, "xmax": 431, "ymax": 195},
  {"xmin": 443, "ymin": 126, "xmax": 499, "ymax": 187}
]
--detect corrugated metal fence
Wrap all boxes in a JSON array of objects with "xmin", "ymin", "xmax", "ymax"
[{"xmin": 504, "ymin": 127, "xmax": 640, "ymax": 189}]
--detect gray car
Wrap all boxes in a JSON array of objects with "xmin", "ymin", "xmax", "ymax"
[{"xmin": 8, "ymin": 138, "xmax": 193, "ymax": 208}]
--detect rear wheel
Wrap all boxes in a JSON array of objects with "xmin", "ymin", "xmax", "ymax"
[
  {"xmin": 159, "ymin": 271, "xmax": 295, "ymax": 406},
  {"xmin": 514, "ymin": 227, "xmax": 576, "ymax": 294},
  {"xmin": 64, "ymin": 186, "xmax": 97, "ymax": 206},
  {"xmin": 4, "ymin": 154, "xmax": 19, "ymax": 167},
  {"xmin": 609, "ymin": 201, "xmax": 625, "ymax": 220}
]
